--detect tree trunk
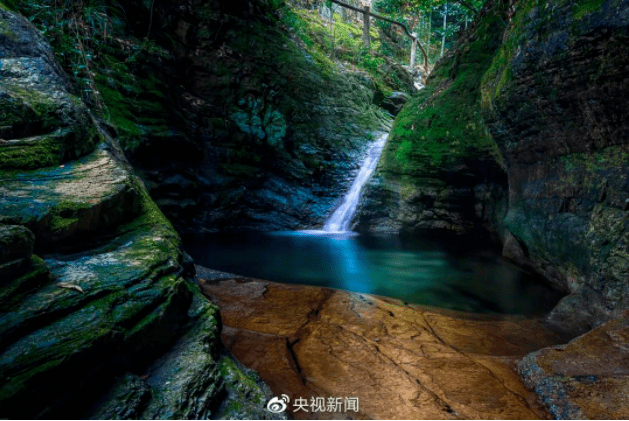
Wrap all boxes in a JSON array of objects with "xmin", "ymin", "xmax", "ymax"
[
  {"xmin": 363, "ymin": 5, "xmax": 370, "ymax": 49},
  {"xmin": 440, "ymin": 3, "xmax": 448, "ymax": 58},
  {"xmin": 410, "ymin": 32, "xmax": 417, "ymax": 69}
]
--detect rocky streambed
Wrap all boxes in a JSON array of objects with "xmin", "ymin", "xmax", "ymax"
[
  {"xmin": 198, "ymin": 266, "xmax": 629, "ymax": 420},
  {"xmin": 197, "ymin": 267, "xmax": 569, "ymax": 420}
]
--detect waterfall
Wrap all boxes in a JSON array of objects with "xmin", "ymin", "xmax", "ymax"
[{"xmin": 322, "ymin": 133, "xmax": 388, "ymax": 233}]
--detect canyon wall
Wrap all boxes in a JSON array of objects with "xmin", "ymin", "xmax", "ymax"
[
  {"xmin": 359, "ymin": 0, "xmax": 629, "ymax": 333},
  {"xmin": 79, "ymin": 0, "xmax": 391, "ymax": 232},
  {"xmin": 356, "ymin": 0, "xmax": 629, "ymax": 414},
  {"xmin": 0, "ymin": 5, "xmax": 275, "ymax": 418},
  {"xmin": 354, "ymin": 1, "xmax": 510, "ymax": 242},
  {"xmin": 482, "ymin": 0, "xmax": 629, "ymax": 334}
]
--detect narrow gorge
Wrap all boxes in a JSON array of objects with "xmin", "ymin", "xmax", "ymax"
[{"xmin": 0, "ymin": 0, "xmax": 628, "ymax": 419}]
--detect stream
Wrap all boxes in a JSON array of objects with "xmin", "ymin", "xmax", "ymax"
[{"xmin": 185, "ymin": 133, "xmax": 563, "ymax": 315}]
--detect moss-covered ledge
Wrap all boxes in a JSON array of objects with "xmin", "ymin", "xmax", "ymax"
[{"xmin": 0, "ymin": 6, "xmax": 277, "ymax": 419}]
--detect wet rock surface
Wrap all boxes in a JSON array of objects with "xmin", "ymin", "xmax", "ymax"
[
  {"xmin": 87, "ymin": 293, "xmax": 280, "ymax": 420},
  {"xmin": 199, "ymin": 273, "xmax": 569, "ymax": 420},
  {"xmin": 376, "ymin": 91, "xmax": 409, "ymax": 116}
]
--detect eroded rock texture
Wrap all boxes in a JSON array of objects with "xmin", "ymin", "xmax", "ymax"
[
  {"xmin": 518, "ymin": 311, "xmax": 629, "ymax": 419},
  {"xmin": 199, "ymin": 273, "xmax": 568, "ymax": 420},
  {"xmin": 357, "ymin": 0, "xmax": 629, "ymax": 415},
  {"xmin": 482, "ymin": 0, "xmax": 629, "ymax": 333},
  {"xmin": 358, "ymin": 0, "xmax": 628, "ymax": 331},
  {"xmin": 0, "ymin": 7, "xmax": 274, "ymax": 418}
]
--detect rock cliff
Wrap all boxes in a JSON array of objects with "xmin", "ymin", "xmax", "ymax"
[
  {"xmin": 359, "ymin": 0, "xmax": 629, "ymax": 332},
  {"xmin": 356, "ymin": 0, "xmax": 629, "ymax": 415},
  {"xmin": 354, "ymin": 2, "xmax": 510, "ymax": 242},
  {"xmin": 35, "ymin": 0, "xmax": 392, "ymax": 233},
  {"xmin": 481, "ymin": 0, "xmax": 629, "ymax": 333},
  {"xmin": 0, "ymin": 6, "xmax": 275, "ymax": 418}
]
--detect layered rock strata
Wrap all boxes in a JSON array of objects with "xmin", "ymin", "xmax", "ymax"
[
  {"xmin": 354, "ymin": 3, "xmax": 510, "ymax": 241},
  {"xmin": 355, "ymin": 0, "xmax": 629, "ymax": 415},
  {"xmin": 481, "ymin": 0, "xmax": 629, "ymax": 333},
  {"xmin": 0, "ymin": 7, "xmax": 273, "ymax": 418}
]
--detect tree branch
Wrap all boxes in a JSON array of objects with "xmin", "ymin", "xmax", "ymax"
[
  {"xmin": 456, "ymin": 0, "xmax": 479, "ymax": 14},
  {"xmin": 325, "ymin": 0, "xmax": 429, "ymax": 70}
]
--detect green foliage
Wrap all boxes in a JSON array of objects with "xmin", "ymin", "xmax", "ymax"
[
  {"xmin": 573, "ymin": 0, "xmax": 605, "ymax": 20},
  {"xmin": 280, "ymin": 6, "xmax": 406, "ymax": 92},
  {"xmin": 13, "ymin": 0, "xmax": 173, "ymax": 155},
  {"xmin": 15, "ymin": 0, "xmax": 129, "ymax": 109},
  {"xmin": 383, "ymin": 0, "xmax": 504, "ymax": 171},
  {"xmin": 374, "ymin": 0, "xmax": 484, "ymax": 65}
]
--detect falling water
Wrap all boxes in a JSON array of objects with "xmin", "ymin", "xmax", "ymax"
[{"xmin": 322, "ymin": 133, "xmax": 388, "ymax": 233}]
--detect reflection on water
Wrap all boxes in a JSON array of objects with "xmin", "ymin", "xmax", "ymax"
[{"xmin": 184, "ymin": 231, "xmax": 563, "ymax": 315}]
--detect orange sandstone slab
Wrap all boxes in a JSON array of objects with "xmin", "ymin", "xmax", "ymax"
[{"xmin": 200, "ymin": 276, "xmax": 565, "ymax": 420}]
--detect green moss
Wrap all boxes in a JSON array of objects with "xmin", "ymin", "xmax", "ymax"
[
  {"xmin": 0, "ymin": 255, "xmax": 50, "ymax": 312},
  {"xmin": 0, "ymin": 136, "xmax": 64, "ymax": 170},
  {"xmin": 128, "ymin": 179, "xmax": 177, "ymax": 233},
  {"xmin": 559, "ymin": 146, "xmax": 629, "ymax": 173},
  {"xmin": 218, "ymin": 356, "xmax": 263, "ymax": 396},
  {"xmin": 0, "ymin": 84, "xmax": 98, "ymax": 170},
  {"xmin": 384, "ymin": 6, "xmax": 505, "ymax": 172},
  {"xmin": 0, "ymin": 359, "xmax": 60, "ymax": 402},
  {"xmin": 94, "ymin": 59, "xmax": 172, "ymax": 154},
  {"xmin": 573, "ymin": 0, "xmax": 605, "ymax": 20}
]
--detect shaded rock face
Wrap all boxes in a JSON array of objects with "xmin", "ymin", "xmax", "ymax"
[
  {"xmin": 355, "ymin": 159, "xmax": 508, "ymax": 239},
  {"xmin": 359, "ymin": 0, "xmax": 628, "ymax": 331},
  {"xmin": 0, "ymin": 7, "xmax": 274, "ymax": 419},
  {"xmin": 363, "ymin": 0, "xmax": 629, "ymax": 416},
  {"xmin": 0, "ymin": 225, "xmax": 34, "ymax": 279},
  {"xmin": 481, "ymin": 0, "xmax": 629, "ymax": 332},
  {"xmin": 96, "ymin": 0, "xmax": 390, "ymax": 233},
  {"xmin": 374, "ymin": 91, "xmax": 409, "ymax": 116}
]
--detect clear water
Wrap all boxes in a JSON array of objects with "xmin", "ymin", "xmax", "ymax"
[{"xmin": 184, "ymin": 231, "xmax": 563, "ymax": 315}]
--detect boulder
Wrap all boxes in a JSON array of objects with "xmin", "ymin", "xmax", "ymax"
[
  {"xmin": 381, "ymin": 91, "xmax": 408, "ymax": 115},
  {"xmin": 518, "ymin": 312, "xmax": 629, "ymax": 419}
]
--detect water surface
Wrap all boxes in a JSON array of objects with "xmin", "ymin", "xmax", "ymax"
[{"xmin": 184, "ymin": 231, "xmax": 562, "ymax": 315}]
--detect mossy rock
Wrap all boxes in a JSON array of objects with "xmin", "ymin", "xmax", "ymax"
[
  {"xmin": 0, "ymin": 146, "xmax": 140, "ymax": 247},
  {"xmin": 0, "ymin": 9, "xmax": 99, "ymax": 170},
  {"xmin": 0, "ymin": 224, "xmax": 33, "ymax": 267},
  {"xmin": 0, "ymin": 178, "xmax": 192, "ymax": 418},
  {"xmin": 356, "ymin": 0, "xmax": 509, "ymax": 236}
]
